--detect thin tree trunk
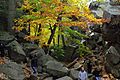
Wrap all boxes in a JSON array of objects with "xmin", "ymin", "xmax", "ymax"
[
  {"xmin": 58, "ymin": 34, "xmax": 60, "ymax": 46},
  {"xmin": 47, "ymin": 16, "xmax": 61, "ymax": 53},
  {"xmin": 37, "ymin": 24, "xmax": 41, "ymax": 36},
  {"xmin": 35, "ymin": 24, "xmax": 38, "ymax": 36},
  {"xmin": 61, "ymin": 34, "xmax": 66, "ymax": 48},
  {"xmin": 53, "ymin": 37, "xmax": 55, "ymax": 46},
  {"xmin": 47, "ymin": 25, "xmax": 57, "ymax": 45}
]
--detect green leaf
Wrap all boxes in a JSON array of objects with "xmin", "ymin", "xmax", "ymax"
[
  {"xmin": 29, "ymin": 0, "xmax": 39, "ymax": 3},
  {"xmin": 22, "ymin": 15, "xmax": 39, "ymax": 20},
  {"xmin": 43, "ymin": 0, "xmax": 52, "ymax": 3},
  {"xmin": 64, "ymin": 27, "xmax": 88, "ymax": 38}
]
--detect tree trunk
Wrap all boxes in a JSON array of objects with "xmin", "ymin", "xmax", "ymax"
[
  {"xmin": 58, "ymin": 34, "xmax": 60, "ymax": 46},
  {"xmin": 47, "ymin": 25, "xmax": 57, "ymax": 45},
  {"xmin": 61, "ymin": 34, "xmax": 66, "ymax": 48},
  {"xmin": 8, "ymin": 0, "xmax": 16, "ymax": 32},
  {"xmin": 0, "ymin": 0, "xmax": 8, "ymax": 30}
]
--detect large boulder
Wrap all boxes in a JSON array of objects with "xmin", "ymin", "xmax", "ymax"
[
  {"xmin": 105, "ymin": 45, "xmax": 120, "ymax": 78},
  {"xmin": 43, "ymin": 77, "xmax": 53, "ymax": 80},
  {"xmin": 102, "ymin": 4, "xmax": 120, "ymax": 43},
  {"xmin": 56, "ymin": 76, "xmax": 73, "ymax": 80},
  {"xmin": 29, "ymin": 48, "xmax": 46, "ymax": 73},
  {"xmin": 0, "ymin": 62, "xmax": 25, "ymax": 80},
  {"xmin": 21, "ymin": 43, "xmax": 38, "ymax": 54},
  {"xmin": 69, "ymin": 69, "xmax": 79, "ymax": 80},
  {"xmin": 44, "ymin": 60, "xmax": 69, "ymax": 77},
  {"xmin": 106, "ymin": 46, "xmax": 120, "ymax": 65},
  {"xmin": 37, "ymin": 55, "xmax": 55, "ymax": 67},
  {"xmin": 90, "ymin": 1, "xmax": 109, "ymax": 18},
  {"xmin": 30, "ymin": 48, "xmax": 46, "ymax": 58},
  {"xmin": 0, "ymin": 31, "xmax": 15, "ymax": 44},
  {"xmin": 37, "ymin": 54, "xmax": 56, "ymax": 73},
  {"xmin": 6, "ymin": 40, "xmax": 26, "ymax": 63}
]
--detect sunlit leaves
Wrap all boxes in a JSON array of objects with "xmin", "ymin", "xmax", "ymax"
[
  {"xmin": 43, "ymin": 0, "xmax": 52, "ymax": 3},
  {"xmin": 63, "ymin": 6, "xmax": 79, "ymax": 13},
  {"xmin": 59, "ymin": 21, "xmax": 87, "ymax": 28},
  {"xmin": 12, "ymin": 26, "xmax": 25, "ymax": 32},
  {"xmin": 62, "ymin": 17, "xmax": 71, "ymax": 22},
  {"xmin": 13, "ymin": 0, "xmax": 106, "ymax": 47},
  {"xmin": 64, "ymin": 27, "xmax": 88, "ymax": 38},
  {"xmin": 96, "ymin": 0, "xmax": 106, "ymax": 2},
  {"xmin": 29, "ymin": 0, "xmax": 39, "ymax": 3},
  {"xmin": 22, "ymin": 15, "xmax": 39, "ymax": 20},
  {"xmin": 67, "ymin": 0, "xmax": 80, "ymax": 6}
]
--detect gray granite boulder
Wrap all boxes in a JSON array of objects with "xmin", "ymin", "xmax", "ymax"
[
  {"xmin": 105, "ymin": 45, "xmax": 120, "ymax": 78},
  {"xmin": 69, "ymin": 69, "xmax": 79, "ymax": 79},
  {"xmin": 0, "ymin": 31, "xmax": 15, "ymax": 44},
  {"xmin": 6, "ymin": 40, "xmax": 26, "ymax": 63},
  {"xmin": 56, "ymin": 76, "xmax": 73, "ymax": 80},
  {"xmin": 0, "ymin": 62, "xmax": 25, "ymax": 80},
  {"xmin": 21, "ymin": 42, "xmax": 38, "ymax": 54},
  {"xmin": 44, "ymin": 60, "xmax": 69, "ymax": 77},
  {"xmin": 43, "ymin": 77, "xmax": 53, "ymax": 80},
  {"xmin": 29, "ymin": 48, "xmax": 45, "ymax": 58},
  {"xmin": 38, "ymin": 55, "xmax": 55, "ymax": 67}
]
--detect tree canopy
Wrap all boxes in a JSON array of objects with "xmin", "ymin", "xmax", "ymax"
[{"xmin": 13, "ymin": 0, "xmax": 107, "ymax": 47}]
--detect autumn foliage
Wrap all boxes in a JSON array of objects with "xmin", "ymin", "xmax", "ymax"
[{"xmin": 13, "ymin": 0, "xmax": 107, "ymax": 46}]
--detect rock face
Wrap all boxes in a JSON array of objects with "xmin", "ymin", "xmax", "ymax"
[
  {"xmin": 89, "ymin": 1, "xmax": 120, "ymax": 78},
  {"xmin": 0, "ymin": 31, "xmax": 15, "ymax": 44},
  {"xmin": 105, "ymin": 45, "xmax": 120, "ymax": 78},
  {"xmin": 6, "ymin": 40, "xmax": 26, "ymax": 63},
  {"xmin": 43, "ymin": 77, "xmax": 53, "ymax": 80},
  {"xmin": 30, "ymin": 48, "xmax": 46, "ymax": 58},
  {"xmin": 0, "ymin": 31, "xmax": 26, "ymax": 63},
  {"xmin": 30, "ymin": 48, "xmax": 70, "ymax": 78},
  {"xmin": 103, "ymin": 3, "xmax": 120, "ymax": 78},
  {"xmin": 69, "ymin": 69, "xmax": 79, "ymax": 80},
  {"xmin": 0, "ymin": 62, "xmax": 25, "ymax": 80},
  {"xmin": 30, "ymin": 48, "xmax": 46, "ymax": 73},
  {"xmin": 38, "ymin": 55, "xmax": 55, "ymax": 67},
  {"xmin": 30, "ymin": 48, "xmax": 69, "ymax": 78},
  {"xmin": 103, "ymin": 6, "xmax": 120, "ymax": 45},
  {"xmin": 22, "ymin": 43, "xmax": 38, "ymax": 55},
  {"xmin": 44, "ymin": 60, "xmax": 69, "ymax": 77},
  {"xmin": 56, "ymin": 76, "xmax": 73, "ymax": 80}
]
